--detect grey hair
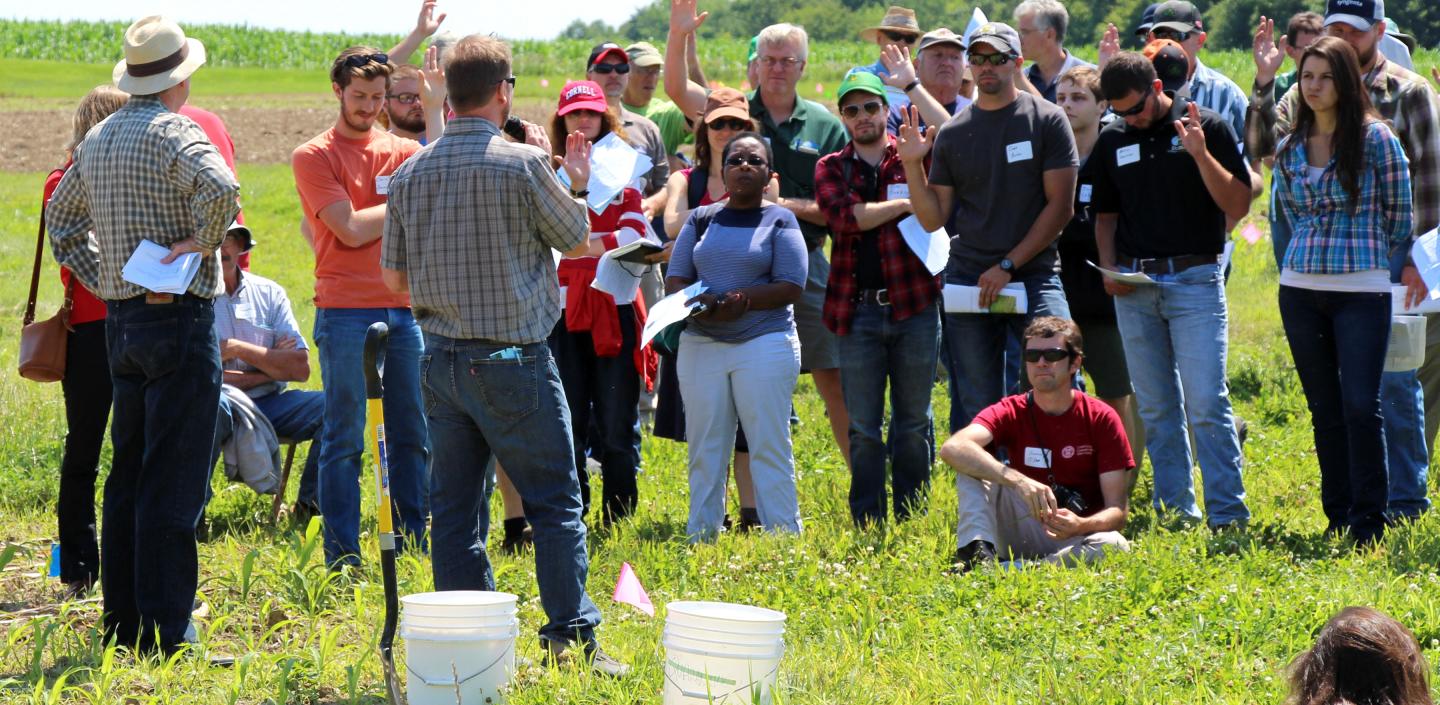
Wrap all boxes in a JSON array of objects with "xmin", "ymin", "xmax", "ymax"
[
  {"xmin": 1015, "ymin": 0, "xmax": 1069, "ymax": 43},
  {"xmin": 757, "ymin": 23, "xmax": 809, "ymax": 62},
  {"xmin": 430, "ymin": 31, "xmax": 461, "ymax": 62}
]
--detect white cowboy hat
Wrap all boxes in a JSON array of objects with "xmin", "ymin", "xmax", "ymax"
[{"xmin": 112, "ymin": 16, "xmax": 206, "ymax": 95}]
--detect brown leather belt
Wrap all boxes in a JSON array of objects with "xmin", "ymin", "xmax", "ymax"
[{"xmin": 1121, "ymin": 254, "xmax": 1219, "ymax": 275}]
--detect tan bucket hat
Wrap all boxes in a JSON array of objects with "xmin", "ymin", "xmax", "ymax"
[
  {"xmin": 112, "ymin": 16, "xmax": 207, "ymax": 95},
  {"xmin": 859, "ymin": 6, "xmax": 923, "ymax": 43}
]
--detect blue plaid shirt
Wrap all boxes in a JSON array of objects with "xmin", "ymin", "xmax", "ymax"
[
  {"xmin": 1272, "ymin": 121, "xmax": 1412, "ymax": 274},
  {"xmin": 1189, "ymin": 59, "xmax": 1248, "ymax": 153}
]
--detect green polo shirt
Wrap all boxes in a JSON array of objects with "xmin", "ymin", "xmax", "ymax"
[
  {"xmin": 624, "ymin": 99, "xmax": 692, "ymax": 155},
  {"xmin": 748, "ymin": 89, "xmax": 849, "ymax": 249}
]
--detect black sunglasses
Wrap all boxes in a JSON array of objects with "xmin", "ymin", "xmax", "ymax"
[
  {"xmin": 707, "ymin": 118, "xmax": 750, "ymax": 132},
  {"xmin": 840, "ymin": 100, "xmax": 885, "ymax": 119},
  {"xmin": 1022, "ymin": 347, "xmax": 1074, "ymax": 363},
  {"xmin": 1112, "ymin": 86, "xmax": 1153, "ymax": 117},
  {"xmin": 882, "ymin": 30, "xmax": 918, "ymax": 44},
  {"xmin": 590, "ymin": 63, "xmax": 631, "ymax": 75},
  {"xmin": 500, "ymin": 76, "xmax": 517, "ymax": 86},
  {"xmin": 1152, "ymin": 28, "xmax": 1192, "ymax": 42},
  {"xmin": 724, "ymin": 154, "xmax": 767, "ymax": 168},
  {"xmin": 343, "ymin": 52, "xmax": 388, "ymax": 68},
  {"xmin": 968, "ymin": 52, "xmax": 1017, "ymax": 66}
]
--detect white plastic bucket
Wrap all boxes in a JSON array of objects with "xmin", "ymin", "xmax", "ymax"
[
  {"xmin": 663, "ymin": 628, "xmax": 783, "ymax": 656},
  {"xmin": 402, "ymin": 625, "xmax": 517, "ymax": 705},
  {"xmin": 402, "ymin": 612, "xmax": 517, "ymax": 630},
  {"xmin": 1386, "ymin": 315, "xmax": 1427, "ymax": 372},
  {"xmin": 401, "ymin": 619, "xmax": 519, "ymax": 640},
  {"xmin": 662, "ymin": 638, "xmax": 783, "ymax": 705},
  {"xmin": 664, "ymin": 621, "xmax": 783, "ymax": 645},
  {"xmin": 401, "ymin": 590, "xmax": 518, "ymax": 619},
  {"xmin": 666, "ymin": 601, "xmax": 787, "ymax": 634}
]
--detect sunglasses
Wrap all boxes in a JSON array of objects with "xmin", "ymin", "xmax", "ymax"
[
  {"xmin": 387, "ymin": 92, "xmax": 420, "ymax": 104},
  {"xmin": 968, "ymin": 52, "xmax": 1017, "ymax": 66},
  {"xmin": 707, "ymin": 118, "xmax": 750, "ymax": 132},
  {"xmin": 1022, "ymin": 347, "xmax": 1074, "ymax": 363},
  {"xmin": 1152, "ymin": 28, "xmax": 1192, "ymax": 42},
  {"xmin": 724, "ymin": 154, "xmax": 767, "ymax": 168},
  {"xmin": 500, "ymin": 76, "xmax": 517, "ymax": 86},
  {"xmin": 840, "ymin": 100, "xmax": 885, "ymax": 119},
  {"xmin": 1111, "ymin": 86, "xmax": 1153, "ymax": 117},
  {"xmin": 882, "ymin": 30, "xmax": 918, "ymax": 44},
  {"xmin": 590, "ymin": 63, "xmax": 630, "ymax": 75},
  {"xmin": 343, "ymin": 52, "xmax": 388, "ymax": 68}
]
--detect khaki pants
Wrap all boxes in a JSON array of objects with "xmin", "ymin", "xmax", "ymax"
[{"xmin": 955, "ymin": 473, "xmax": 1129, "ymax": 566}]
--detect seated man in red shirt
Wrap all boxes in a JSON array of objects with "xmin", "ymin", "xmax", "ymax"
[{"xmin": 940, "ymin": 316, "xmax": 1133, "ymax": 571}]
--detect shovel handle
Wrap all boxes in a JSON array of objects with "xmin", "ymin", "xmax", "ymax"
[{"xmin": 364, "ymin": 323, "xmax": 389, "ymax": 400}]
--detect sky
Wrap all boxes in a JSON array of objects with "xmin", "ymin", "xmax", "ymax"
[{"xmin": 4, "ymin": 0, "xmax": 655, "ymax": 40}]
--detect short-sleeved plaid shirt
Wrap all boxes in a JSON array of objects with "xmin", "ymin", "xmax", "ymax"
[
  {"xmin": 46, "ymin": 96, "xmax": 240, "ymax": 300},
  {"xmin": 381, "ymin": 117, "xmax": 589, "ymax": 343}
]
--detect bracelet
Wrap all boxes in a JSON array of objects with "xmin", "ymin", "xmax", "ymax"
[
  {"xmin": 903, "ymin": 79, "xmax": 920, "ymax": 93},
  {"xmin": 571, "ymin": 188, "xmax": 589, "ymax": 198}
]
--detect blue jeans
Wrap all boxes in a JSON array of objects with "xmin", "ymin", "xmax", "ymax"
[
  {"xmin": 940, "ymin": 320, "xmax": 1021, "ymax": 434},
  {"xmin": 1113, "ymin": 264, "xmax": 1249, "ymax": 526},
  {"xmin": 103, "ymin": 295, "xmax": 220, "ymax": 652},
  {"xmin": 421, "ymin": 333, "xmax": 601, "ymax": 646},
  {"xmin": 943, "ymin": 268, "xmax": 1071, "ymax": 424},
  {"xmin": 838, "ymin": 301, "xmax": 940, "ymax": 524},
  {"xmin": 1279, "ymin": 286, "xmax": 1390, "ymax": 541},
  {"xmin": 1381, "ymin": 370, "xmax": 1431, "ymax": 517},
  {"xmin": 255, "ymin": 389, "xmax": 325, "ymax": 506},
  {"xmin": 314, "ymin": 308, "xmax": 429, "ymax": 566}
]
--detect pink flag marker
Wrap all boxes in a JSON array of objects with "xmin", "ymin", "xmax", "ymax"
[
  {"xmin": 612, "ymin": 562, "xmax": 654, "ymax": 616},
  {"xmin": 1240, "ymin": 223, "xmax": 1263, "ymax": 245},
  {"xmin": 815, "ymin": 82, "xmax": 824, "ymax": 94},
  {"xmin": 539, "ymin": 78, "xmax": 550, "ymax": 88}
]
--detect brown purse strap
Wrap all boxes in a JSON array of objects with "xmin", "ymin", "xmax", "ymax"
[{"xmin": 24, "ymin": 200, "xmax": 47, "ymax": 327}]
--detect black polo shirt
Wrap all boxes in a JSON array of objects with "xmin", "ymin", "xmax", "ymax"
[
  {"xmin": 1090, "ymin": 94, "xmax": 1249, "ymax": 259},
  {"xmin": 1058, "ymin": 155, "xmax": 1114, "ymax": 321}
]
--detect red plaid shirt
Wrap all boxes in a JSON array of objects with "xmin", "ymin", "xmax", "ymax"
[{"xmin": 815, "ymin": 139, "xmax": 941, "ymax": 335}]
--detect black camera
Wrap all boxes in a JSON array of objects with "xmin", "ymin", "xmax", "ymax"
[
  {"xmin": 1053, "ymin": 484, "xmax": 1087, "ymax": 515},
  {"xmin": 502, "ymin": 116, "xmax": 527, "ymax": 142}
]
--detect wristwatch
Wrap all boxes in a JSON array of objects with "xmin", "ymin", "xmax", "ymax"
[
  {"xmin": 999, "ymin": 258, "xmax": 1015, "ymax": 273},
  {"xmin": 570, "ymin": 187, "xmax": 590, "ymax": 198}
]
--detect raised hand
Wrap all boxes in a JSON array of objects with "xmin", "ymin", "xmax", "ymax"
[
  {"xmin": 1097, "ymin": 23, "xmax": 1120, "ymax": 70},
  {"xmin": 562, "ymin": 131, "xmax": 592, "ymax": 192},
  {"xmin": 420, "ymin": 46, "xmax": 447, "ymax": 109},
  {"xmin": 878, "ymin": 43, "xmax": 918, "ymax": 90},
  {"xmin": 670, "ymin": 0, "xmax": 709, "ymax": 36},
  {"xmin": 895, "ymin": 105, "xmax": 932, "ymax": 163},
  {"xmin": 414, "ymin": 0, "xmax": 447, "ymax": 38},
  {"xmin": 1174, "ymin": 101, "xmax": 1208, "ymax": 158},
  {"xmin": 1253, "ymin": 16, "xmax": 1285, "ymax": 86}
]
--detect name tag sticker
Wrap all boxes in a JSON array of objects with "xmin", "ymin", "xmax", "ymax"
[
  {"xmin": 375, "ymin": 175, "xmax": 392, "ymax": 195},
  {"xmin": 1023, "ymin": 447, "xmax": 1052, "ymax": 468},
  {"xmin": 1005, "ymin": 141, "xmax": 1034, "ymax": 163},
  {"xmin": 1116, "ymin": 144, "xmax": 1141, "ymax": 167},
  {"xmin": 1078, "ymin": 184, "xmax": 1093, "ymax": 203},
  {"xmin": 887, "ymin": 183, "xmax": 910, "ymax": 200}
]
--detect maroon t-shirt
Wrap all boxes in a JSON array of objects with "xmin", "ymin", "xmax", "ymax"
[{"xmin": 973, "ymin": 391, "xmax": 1134, "ymax": 516}]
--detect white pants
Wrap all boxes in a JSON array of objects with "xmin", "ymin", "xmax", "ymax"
[
  {"xmin": 955, "ymin": 473, "xmax": 1129, "ymax": 566},
  {"xmin": 677, "ymin": 330, "xmax": 802, "ymax": 541}
]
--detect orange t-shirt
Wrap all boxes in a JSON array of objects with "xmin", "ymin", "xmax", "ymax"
[{"xmin": 292, "ymin": 128, "xmax": 419, "ymax": 309}]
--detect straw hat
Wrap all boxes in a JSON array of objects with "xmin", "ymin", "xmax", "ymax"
[
  {"xmin": 859, "ymin": 6, "xmax": 923, "ymax": 43},
  {"xmin": 112, "ymin": 16, "xmax": 206, "ymax": 95}
]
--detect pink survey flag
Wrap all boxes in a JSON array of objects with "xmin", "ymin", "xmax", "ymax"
[
  {"xmin": 1241, "ymin": 223, "xmax": 1264, "ymax": 245},
  {"xmin": 612, "ymin": 562, "xmax": 654, "ymax": 616}
]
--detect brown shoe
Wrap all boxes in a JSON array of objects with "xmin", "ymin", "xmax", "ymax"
[{"xmin": 541, "ymin": 639, "xmax": 631, "ymax": 678}]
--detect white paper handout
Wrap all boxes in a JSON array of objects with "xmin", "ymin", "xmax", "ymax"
[
  {"xmin": 897, "ymin": 215, "xmax": 950, "ymax": 276},
  {"xmin": 592, "ymin": 249, "xmax": 647, "ymax": 302},
  {"xmin": 1391, "ymin": 286, "xmax": 1440, "ymax": 315},
  {"xmin": 1087, "ymin": 260, "xmax": 1157, "ymax": 286},
  {"xmin": 641, "ymin": 281, "xmax": 707, "ymax": 348},
  {"xmin": 942, "ymin": 283, "xmax": 1028, "ymax": 314},
  {"xmin": 122, "ymin": 239, "xmax": 202, "ymax": 294},
  {"xmin": 557, "ymin": 132, "xmax": 654, "ymax": 214},
  {"xmin": 1408, "ymin": 227, "xmax": 1440, "ymax": 299}
]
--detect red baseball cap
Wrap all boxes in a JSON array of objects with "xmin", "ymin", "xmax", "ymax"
[{"xmin": 557, "ymin": 80, "xmax": 608, "ymax": 116}]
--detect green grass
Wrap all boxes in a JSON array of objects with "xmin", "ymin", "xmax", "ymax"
[{"xmin": 1, "ymin": 56, "xmax": 1440, "ymax": 703}]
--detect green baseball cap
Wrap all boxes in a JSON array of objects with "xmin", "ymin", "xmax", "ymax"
[
  {"xmin": 837, "ymin": 71, "xmax": 887, "ymax": 104},
  {"xmin": 747, "ymin": 35, "xmax": 759, "ymax": 63}
]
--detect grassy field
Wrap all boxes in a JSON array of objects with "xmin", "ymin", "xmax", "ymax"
[{"xmin": 0, "ymin": 33, "xmax": 1439, "ymax": 704}]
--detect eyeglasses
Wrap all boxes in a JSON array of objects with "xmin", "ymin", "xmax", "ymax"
[
  {"xmin": 759, "ymin": 56, "xmax": 802, "ymax": 69},
  {"xmin": 1152, "ymin": 28, "xmax": 1192, "ymax": 42},
  {"xmin": 1022, "ymin": 347, "xmax": 1074, "ymax": 363},
  {"xmin": 707, "ymin": 118, "xmax": 750, "ymax": 132},
  {"xmin": 1111, "ymin": 87, "xmax": 1153, "ymax": 117},
  {"xmin": 343, "ymin": 52, "xmax": 388, "ymax": 68},
  {"xmin": 840, "ymin": 100, "xmax": 885, "ymax": 119},
  {"xmin": 590, "ymin": 63, "xmax": 630, "ymax": 75},
  {"xmin": 724, "ymin": 154, "xmax": 767, "ymax": 168},
  {"xmin": 500, "ymin": 76, "xmax": 517, "ymax": 86},
  {"xmin": 387, "ymin": 92, "xmax": 420, "ymax": 104},
  {"xmin": 968, "ymin": 52, "xmax": 1017, "ymax": 66},
  {"xmin": 882, "ymin": 30, "xmax": 918, "ymax": 44}
]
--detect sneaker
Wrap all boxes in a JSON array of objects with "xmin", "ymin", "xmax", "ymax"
[
  {"xmin": 541, "ymin": 639, "xmax": 631, "ymax": 678},
  {"xmin": 949, "ymin": 540, "xmax": 997, "ymax": 575}
]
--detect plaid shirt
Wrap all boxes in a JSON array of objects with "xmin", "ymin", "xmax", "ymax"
[
  {"xmin": 1249, "ymin": 54, "xmax": 1440, "ymax": 237},
  {"xmin": 1273, "ymin": 121, "xmax": 1412, "ymax": 274},
  {"xmin": 381, "ymin": 117, "xmax": 588, "ymax": 343},
  {"xmin": 47, "ymin": 96, "xmax": 239, "ymax": 300},
  {"xmin": 814, "ymin": 139, "xmax": 941, "ymax": 335}
]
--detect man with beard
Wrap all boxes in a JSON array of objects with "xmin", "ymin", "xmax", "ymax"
[
  {"xmin": 384, "ymin": 63, "xmax": 427, "ymax": 143},
  {"xmin": 815, "ymin": 72, "xmax": 941, "ymax": 527},
  {"xmin": 291, "ymin": 47, "xmax": 429, "ymax": 569}
]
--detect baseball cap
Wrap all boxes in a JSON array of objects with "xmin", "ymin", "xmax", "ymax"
[
  {"xmin": 1324, "ymin": 0, "xmax": 1383, "ymax": 31},
  {"xmin": 1134, "ymin": 3, "xmax": 1160, "ymax": 37},
  {"xmin": 837, "ymin": 72, "xmax": 888, "ymax": 105},
  {"xmin": 702, "ymin": 87, "xmax": 751, "ymax": 124},
  {"xmin": 626, "ymin": 41, "xmax": 662, "ymax": 68},
  {"xmin": 967, "ymin": 22, "xmax": 1021, "ymax": 56},
  {"xmin": 1143, "ymin": 39, "xmax": 1189, "ymax": 92},
  {"xmin": 1384, "ymin": 16, "xmax": 1417, "ymax": 51},
  {"xmin": 747, "ymin": 35, "xmax": 759, "ymax": 63},
  {"xmin": 587, "ymin": 42, "xmax": 628, "ymax": 69},
  {"xmin": 917, "ymin": 27, "xmax": 965, "ymax": 54},
  {"xmin": 1150, "ymin": 1, "xmax": 1203, "ymax": 34},
  {"xmin": 225, "ymin": 221, "xmax": 255, "ymax": 252},
  {"xmin": 556, "ymin": 80, "xmax": 608, "ymax": 116}
]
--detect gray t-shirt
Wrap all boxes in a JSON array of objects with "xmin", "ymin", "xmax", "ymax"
[
  {"xmin": 929, "ymin": 91, "xmax": 1077, "ymax": 277},
  {"xmin": 668, "ymin": 203, "xmax": 808, "ymax": 343}
]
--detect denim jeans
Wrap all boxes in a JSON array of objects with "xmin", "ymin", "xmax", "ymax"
[
  {"xmin": 103, "ymin": 295, "xmax": 220, "ymax": 652},
  {"xmin": 549, "ymin": 306, "xmax": 641, "ymax": 524},
  {"xmin": 1113, "ymin": 264, "xmax": 1249, "ymax": 526},
  {"xmin": 939, "ymin": 319, "xmax": 1021, "ymax": 434},
  {"xmin": 1381, "ymin": 370, "xmax": 1431, "ymax": 517},
  {"xmin": 421, "ymin": 333, "xmax": 601, "ymax": 646},
  {"xmin": 943, "ymin": 267, "xmax": 1071, "ymax": 424},
  {"xmin": 314, "ymin": 308, "xmax": 429, "ymax": 567},
  {"xmin": 59, "ymin": 320, "xmax": 110, "ymax": 586},
  {"xmin": 1278, "ymin": 286, "xmax": 1390, "ymax": 541},
  {"xmin": 254, "ymin": 389, "xmax": 325, "ymax": 506},
  {"xmin": 838, "ymin": 301, "xmax": 940, "ymax": 524}
]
